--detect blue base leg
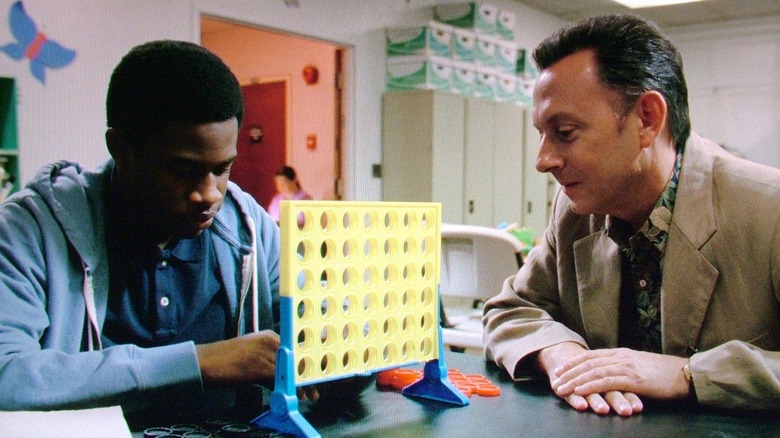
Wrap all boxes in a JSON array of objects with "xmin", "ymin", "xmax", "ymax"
[
  {"xmin": 251, "ymin": 390, "xmax": 320, "ymax": 438},
  {"xmin": 402, "ymin": 358, "xmax": 469, "ymax": 406}
]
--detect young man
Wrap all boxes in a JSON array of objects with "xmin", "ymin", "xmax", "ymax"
[
  {"xmin": 484, "ymin": 15, "xmax": 780, "ymax": 416},
  {"xmin": 0, "ymin": 40, "xmax": 307, "ymax": 424}
]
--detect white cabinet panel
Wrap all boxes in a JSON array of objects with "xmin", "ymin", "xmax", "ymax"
[{"xmin": 383, "ymin": 90, "xmax": 540, "ymax": 229}]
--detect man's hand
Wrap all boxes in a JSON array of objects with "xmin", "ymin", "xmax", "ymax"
[
  {"xmin": 537, "ymin": 342, "xmax": 692, "ymax": 416},
  {"xmin": 196, "ymin": 331, "xmax": 320, "ymax": 401},
  {"xmin": 196, "ymin": 330, "xmax": 280, "ymax": 387}
]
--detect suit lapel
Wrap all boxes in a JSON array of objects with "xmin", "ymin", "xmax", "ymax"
[
  {"xmin": 575, "ymin": 231, "xmax": 622, "ymax": 348},
  {"xmin": 661, "ymin": 133, "xmax": 719, "ymax": 356},
  {"xmin": 661, "ymin": 225, "xmax": 718, "ymax": 356}
]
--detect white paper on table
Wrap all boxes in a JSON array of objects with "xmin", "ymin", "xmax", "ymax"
[{"xmin": 0, "ymin": 405, "xmax": 132, "ymax": 438}]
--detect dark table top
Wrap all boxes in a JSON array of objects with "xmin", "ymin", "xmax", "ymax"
[
  {"xmin": 133, "ymin": 351, "xmax": 780, "ymax": 437},
  {"xmin": 305, "ymin": 351, "xmax": 779, "ymax": 438}
]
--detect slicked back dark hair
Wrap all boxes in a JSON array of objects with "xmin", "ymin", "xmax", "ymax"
[
  {"xmin": 106, "ymin": 40, "xmax": 243, "ymax": 145},
  {"xmin": 533, "ymin": 15, "xmax": 690, "ymax": 149}
]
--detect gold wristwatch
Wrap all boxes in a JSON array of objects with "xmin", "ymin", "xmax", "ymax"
[{"xmin": 682, "ymin": 360, "xmax": 693, "ymax": 383}]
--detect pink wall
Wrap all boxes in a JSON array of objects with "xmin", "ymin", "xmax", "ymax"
[{"xmin": 202, "ymin": 18, "xmax": 338, "ymax": 201}]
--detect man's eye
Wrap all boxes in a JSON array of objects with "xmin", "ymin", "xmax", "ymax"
[
  {"xmin": 166, "ymin": 162, "xmax": 206, "ymax": 181},
  {"xmin": 213, "ymin": 164, "xmax": 232, "ymax": 177},
  {"xmin": 555, "ymin": 127, "xmax": 576, "ymax": 141}
]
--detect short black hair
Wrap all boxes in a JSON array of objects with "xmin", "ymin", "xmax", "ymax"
[
  {"xmin": 276, "ymin": 166, "xmax": 297, "ymax": 181},
  {"xmin": 533, "ymin": 15, "xmax": 690, "ymax": 149},
  {"xmin": 106, "ymin": 40, "xmax": 243, "ymax": 144}
]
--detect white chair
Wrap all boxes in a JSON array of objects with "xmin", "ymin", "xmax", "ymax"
[{"xmin": 439, "ymin": 223, "xmax": 524, "ymax": 353}]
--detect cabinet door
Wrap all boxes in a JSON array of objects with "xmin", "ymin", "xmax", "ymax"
[
  {"xmin": 462, "ymin": 98, "xmax": 495, "ymax": 226},
  {"xmin": 492, "ymin": 103, "xmax": 524, "ymax": 227},
  {"xmin": 522, "ymin": 109, "xmax": 553, "ymax": 241},
  {"xmin": 382, "ymin": 91, "xmax": 465, "ymax": 224}
]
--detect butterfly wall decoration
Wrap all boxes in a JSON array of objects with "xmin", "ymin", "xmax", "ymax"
[{"xmin": 1, "ymin": 1, "xmax": 77, "ymax": 84}]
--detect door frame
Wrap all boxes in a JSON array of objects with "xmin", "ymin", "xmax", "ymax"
[{"xmin": 194, "ymin": 9, "xmax": 351, "ymax": 201}]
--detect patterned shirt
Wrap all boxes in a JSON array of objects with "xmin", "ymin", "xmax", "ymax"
[{"xmin": 607, "ymin": 149, "xmax": 683, "ymax": 353}]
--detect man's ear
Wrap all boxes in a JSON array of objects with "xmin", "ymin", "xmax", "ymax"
[
  {"xmin": 636, "ymin": 90, "xmax": 668, "ymax": 149},
  {"xmin": 105, "ymin": 128, "xmax": 129, "ymax": 164}
]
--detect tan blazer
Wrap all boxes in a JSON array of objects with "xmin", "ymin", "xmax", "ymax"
[{"xmin": 484, "ymin": 133, "xmax": 780, "ymax": 409}]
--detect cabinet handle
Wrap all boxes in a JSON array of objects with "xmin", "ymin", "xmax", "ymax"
[
  {"xmin": 469, "ymin": 200, "xmax": 474, "ymax": 214},
  {"xmin": 527, "ymin": 201, "xmax": 532, "ymax": 214}
]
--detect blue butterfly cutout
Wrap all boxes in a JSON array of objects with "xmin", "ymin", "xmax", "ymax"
[{"xmin": 1, "ymin": 1, "xmax": 76, "ymax": 84}]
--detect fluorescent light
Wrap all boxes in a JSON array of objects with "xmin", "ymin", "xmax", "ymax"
[{"xmin": 611, "ymin": 0, "xmax": 710, "ymax": 8}]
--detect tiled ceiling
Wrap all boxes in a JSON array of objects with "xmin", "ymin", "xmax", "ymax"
[{"xmin": 512, "ymin": 0, "xmax": 780, "ymax": 28}]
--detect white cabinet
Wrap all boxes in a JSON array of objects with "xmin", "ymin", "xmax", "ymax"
[
  {"xmin": 521, "ymin": 109, "xmax": 556, "ymax": 242},
  {"xmin": 382, "ymin": 90, "xmax": 528, "ymax": 228},
  {"xmin": 381, "ymin": 90, "xmax": 465, "ymax": 224}
]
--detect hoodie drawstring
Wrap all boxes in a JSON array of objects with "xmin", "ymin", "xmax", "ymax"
[
  {"xmin": 246, "ymin": 216, "xmax": 260, "ymax": 333},
  {"xmin": 82, "ymin": 263, "xmax": 102, "ymax": 351}
]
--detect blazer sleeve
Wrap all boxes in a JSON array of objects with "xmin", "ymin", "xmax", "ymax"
[
  {"xmin": 483, "ymin": 191, "xmax": 588, "ymax": 380},
  {"xmin": 689, "ymin": 213, "xmax": 780, "ymax": 409}
]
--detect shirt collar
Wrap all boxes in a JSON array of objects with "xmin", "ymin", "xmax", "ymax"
[{"xmin": 607, "ymin": 148, "xmax": 684, "ymax": 253}]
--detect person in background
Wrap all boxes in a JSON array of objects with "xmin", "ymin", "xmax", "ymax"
[
  {"xmin": 266, "ymin": 165, "xmax": 312, "ymax": 222},
  {"xmin": 484, "ymin": 14, "xmax": 780, "ymax": 416},
  {"xmin": 0, "ymin": 40, "xmax": 316, "ymax": 428}
]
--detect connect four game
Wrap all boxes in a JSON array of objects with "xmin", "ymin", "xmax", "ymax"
[{"xmin": 252, "ymin": 200, "xmax": 468, "ymax": 437}]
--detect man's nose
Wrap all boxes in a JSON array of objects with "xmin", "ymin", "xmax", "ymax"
[
  {"xmin": 191, "ymin": 173, "xmax": 223, "ymax": 206},
  {"xmin": 536, "ymin": 136, "xmax": 562, "ymax": 174}
]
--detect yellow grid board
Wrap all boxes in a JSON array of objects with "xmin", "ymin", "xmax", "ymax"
[{"xmin": 280, "ymin": 200, "xmax": 442, "ymax": 385}]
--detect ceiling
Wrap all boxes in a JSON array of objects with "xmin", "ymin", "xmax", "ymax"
[{"xmin": 512, "ymin": 0, "xmax": 780, "ymax": 28}]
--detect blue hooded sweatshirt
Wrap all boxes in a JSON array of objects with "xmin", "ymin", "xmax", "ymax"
[{"xmin": 0, "ymin": 160, "xmax": 280, "ymax": 411}]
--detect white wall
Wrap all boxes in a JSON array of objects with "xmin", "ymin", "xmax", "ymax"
[
  {"xmin": 202, "ymin": 23, "xmax": 339, "ymax": 202},
  {"xmin": 0, "ymin": 0, "xmax": 565, "ymax": 201},
  {"xmin": 666, "ymin": 16, "xmax": 780, "ymax": 167}
]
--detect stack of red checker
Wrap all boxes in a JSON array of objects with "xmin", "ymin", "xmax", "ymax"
[{"xmin": 376, "ymin": 368, "xmax": 500, "ymax": 397}]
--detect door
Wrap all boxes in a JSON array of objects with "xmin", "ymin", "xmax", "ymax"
[{"xmin": 230, "ymin": 81, "xmax": 287, "ymax": 209}]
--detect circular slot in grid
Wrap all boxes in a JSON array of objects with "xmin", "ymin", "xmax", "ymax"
[
  {"xmin": 383, "ymin": 290, "xmax": 398, "ymax": 310},
  {"xmin": 342, "ymin": 210, "xmax": 357, "ymax": 231},
  {"xmin": 402, "ymin": 263, "xmax": 417, "ymax": 281},
  {"xmin": 296, "ymin": 240, "xmax": 313, "ymax": 262},
  {"xmin": 363, "ymin": 211, "xmax": 379, "ymax": 230},
  {"xmin": 297, "ymin": 327, "xmax": 314, "ymax": 351},
  {"xmin": 383, "ymin": 343, "xmax": 398, "ymax": 364},
  {"xmin": 403, "ymin": 211, "xmax": 417, "ymax": 229},
  {"xmin": 320, "ymin": 296, "xmax": 336, "ymax": 319},
  {"xmin": 343, "ymin": 349, "xmax": 358, "ymax": 371},
  {"xmin": 363, "ymin": 266, "xmax": 379, "ymax": 287},
  {"xmin": 297, "ymin": 269, "xmax": 314, "ymax": 292},
  {"xmin": 364, "ymin": 238, "xmax": 378, "ymax": 258},
  {"xmin": 383, "ymin": 264, "xmax": 399, "ymax": 284},
  {"xmin": 384, "ymin": 211, "xmax": 399, "ymax": 230},
  {"xmin": 342, "ymin": 238, "xmax": 358, "ymax": 259},
  {"xmin": 363, "ymin": 346, "xmax": 378, "ymax": 368},
  {"xmin": 319, "ymin": 210, "xmax": 336, "ymax": 232},
  {"xmin": 297, "ymin": 356, "xmax": 314, "ymax": 379},
  {"xmin": 383, "ymin": 238, "xmax": 398, "ymax": 257},
  {"xmin": 383, "ymin": 317, "xmax": 398, "ymax": 337},
  {"xmin": 320, "ymin": 352, "xmax": 336, "ymax": 375},
  {"xmin": 421, "ymin": 262, "xmax": 434, "ymax": 281},
  {"xmin": 285, "ymin": 203, "xmax": 442, "ymax": 385},
  {"xmin": 297, "ymin": 298, "xmax": 315, "ymax": 321},
  {"xmin": 344, "ymin": 294, "xmax": 358, "ymax": 316},
  {"xmin": 342, "ymin": 321, "xmax": 358, "ymax": 344},
  {"xmin": 402, "ymin": 314, "xmax": 415, "ymax": 333},
  {"xmin": 402, "ymin": 289, "xmax": 416, "ymax": 308},
  {"xmin": 320, "ymin": 239, "xmax": 337, "ymax": 262},
  {"xmin": 402, "ymin": 340, "xmax": 415, "ymax": 359}
]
